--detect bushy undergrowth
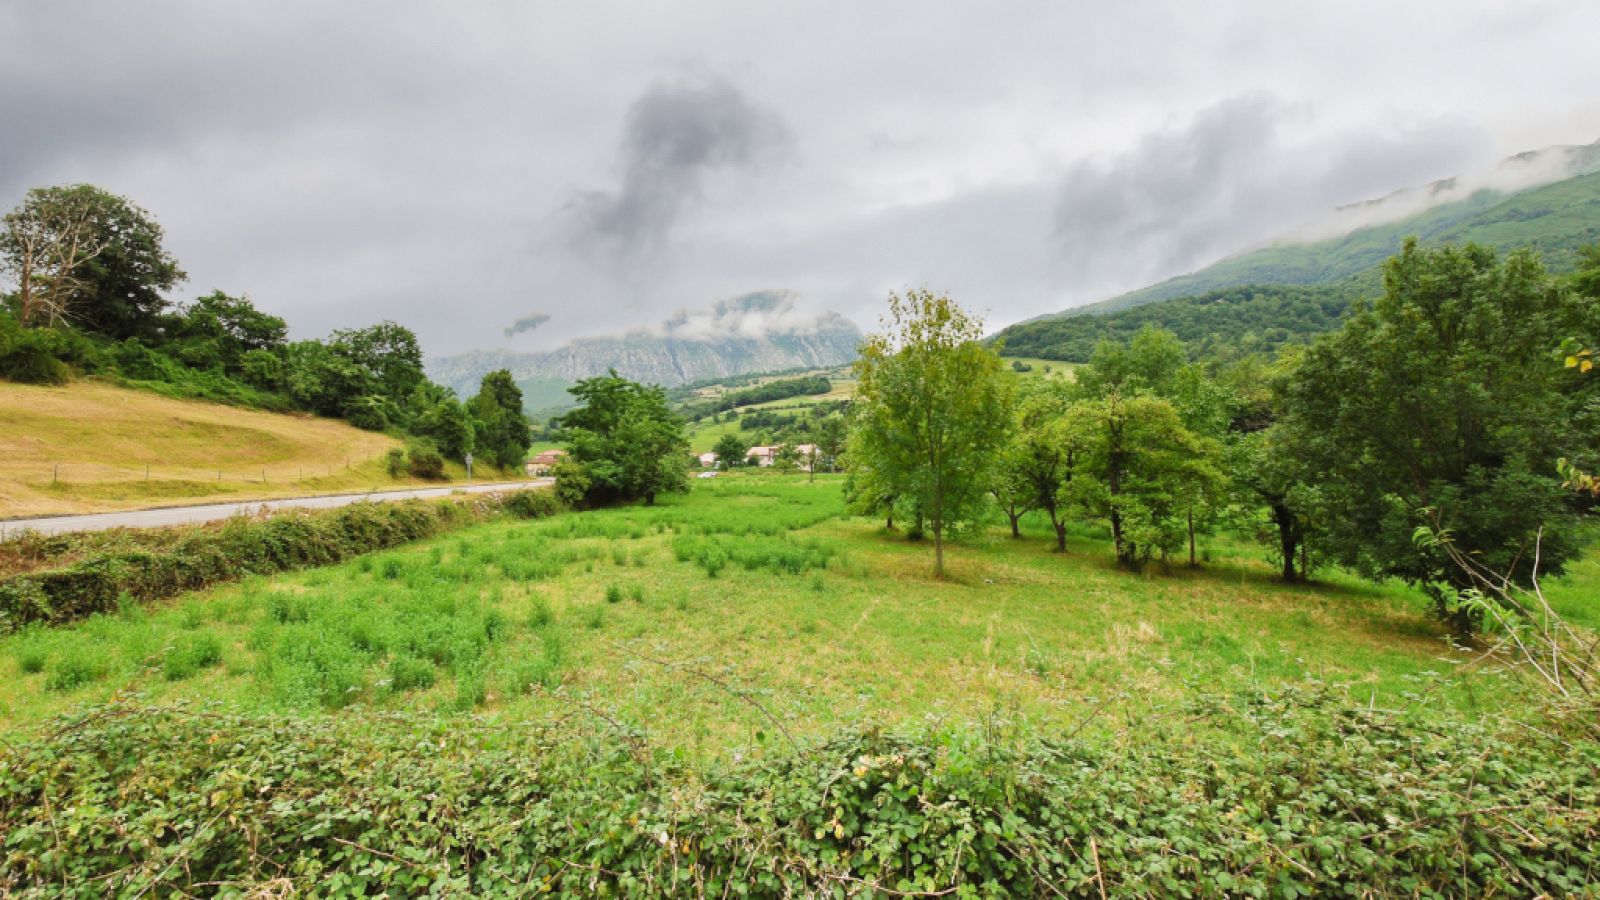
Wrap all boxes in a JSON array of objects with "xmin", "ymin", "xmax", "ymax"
[
  {"xmin": 672, "ymin": 533, "xmax": 836, "ymax": 576},
  {"xmin": 0, "ymin": 489, "xmax": 562, "ymax": 633},
  {"xmin": 1, "ymin": 686, "xmax": 1594, "ymax": 897}
]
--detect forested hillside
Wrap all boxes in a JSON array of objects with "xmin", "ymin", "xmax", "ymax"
[{"xmin": 993, "ymin": 144, "xmax": 1600, "ymax": 359}]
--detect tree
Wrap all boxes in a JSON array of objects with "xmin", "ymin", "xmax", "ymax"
[
  {"xmin": 811, "ymin": 413, "xmax": 848, "ymax": 473},
  {"xmin": 555, "ymin": 371, "xmax": 688, "ymax": 506},
  {"xmin": 999, "ymin": 378, "xmax": 1081, "ymax": 550},
  {"xmin": 330, "ymin": 321, "xmax": 425, "ymax": 406},
  {"xmin": 414, "ymin": 396, "xmax": 476, "ymax": 461},
  {"xmin": 174, "ymin": 291, "xmax": 287, "ymax": 372},
  {"xmin": 0, "ymin": 185, "xmax": 184, "ymax": 335},
  {"xmin": 712, "ymin": 432, "xmax": 746, "ymax": 470},
  {"xmin": 774, "ymin": 443, "xmax": 800, "ymax": 475},
  {"xmin": 851, "ymin": 290, "xmax": 1013, "ymax": 576},
  {"xmin": 1281, "ymin": 239, "xmax": 1596, "ymax": 633},
  {"xmin": 1229, "ymin": 423, "xmax": 1320, "ymax": 582},
  {"xmin": 468, "ymin": 370, "xmax": 533, "ymax": 470},
  {"xmin": 1073, "ymin": 390, "xmax": 1218, "ymax": 568}
]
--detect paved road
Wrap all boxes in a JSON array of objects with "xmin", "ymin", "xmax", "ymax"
[{"xmin": 0, "ymin": 480, "xmax": 554, "ymax": 538}]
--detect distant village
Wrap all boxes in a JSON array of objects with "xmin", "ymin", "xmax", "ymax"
[{"xmin": 525, "ymin": 443, "xmax": 821, "ymax": 477}]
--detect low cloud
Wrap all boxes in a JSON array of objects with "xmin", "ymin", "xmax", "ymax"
[
  {"xmin": 1052, "ymin": 94, "xmax": 1490, "ymax": 287},
  {"xmin": 569, "ymin": 75, "xmax": 790, "ymax": 256},
  {"xmin": 503, "ymin": 313, "xmax": 551, "ymax": 338},
  {"xmin": 657, "ymin": 290, "xmax": 839, "ymax": 341}
]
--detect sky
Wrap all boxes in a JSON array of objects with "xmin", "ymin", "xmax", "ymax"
[{"xmin": 2, "ymin": 1, "xmax": 1597, "ymax": 355}]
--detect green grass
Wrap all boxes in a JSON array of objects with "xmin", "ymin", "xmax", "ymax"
[{"xmin": 3, "ymin": 472, "xmax": 1591, "ymax": 752}]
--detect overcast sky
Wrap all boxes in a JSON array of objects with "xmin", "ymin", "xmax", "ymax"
[{"xmin": 3, "ymin": 1, "xmax": 1597, "ymax": 355}]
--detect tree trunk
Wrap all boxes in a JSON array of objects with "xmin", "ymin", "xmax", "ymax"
[
  {"xmin": 934, "ymin": 524, "xmax": 944, "ymax": 577},
  {"xmin": 1049, "ymin": 510, "xmax": 1067, "ymax": 553},
  {"xmin": 1187, "ymin": 507, "xmax": 1197, "ymax": 568},
  {"xmin": 1110, "ymin": 507, "xmax": 1126, "ymax": 565},
  {"xmin": 1006, "ymin": 507, "xmax": 1022, "ymax": 538},
  {"xmin": 1272, "ymin": 502, "xmax": 1299, "ymax": 582},
  {"xmin": 645, "ymin": 492, "xmax": 656, "ymax": 507}
]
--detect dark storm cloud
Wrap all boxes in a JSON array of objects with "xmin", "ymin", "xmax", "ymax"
[
  {"xmin": 569, "ymin": 76, "xmax": 790, "ymax": 255},
  {"xmin": 1052, "ymin": 94, "xmax": 1492, "ymax": 287},
  {"xmin": 503, "ymin": 313, "xmax": 551, "ymax": 338}
]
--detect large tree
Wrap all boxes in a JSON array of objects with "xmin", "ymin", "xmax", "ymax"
[
  {"xmin": 0, "ymin": 184, "xmax": 184, "ymax": 335},
  {"xmin": 555, "ymin": 371, "xmax": 688, "ymax": 506},
  {"xmin": 1282, "ymin": 239, "xmax": 1597, "ymax": 632},
  {"xmin": 851, "ymin": 290, "xmax": 1013, "ymax": 576},
  {"xmin": 468, "ymin": 370, "xmax": 534, "ymax": 470}
]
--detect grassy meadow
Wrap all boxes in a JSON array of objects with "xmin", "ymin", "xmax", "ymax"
[
  {"xmin": 6, "ymin": 470, "xmax": 1585, "ymax": 754},
  {"xmin": 0, "ymin": 381, "xmax": 487, "ymax": 518}
]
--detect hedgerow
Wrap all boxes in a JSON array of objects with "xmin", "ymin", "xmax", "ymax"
[
  {"xmin": 0, "ymin": 685, "xmax": 1594, "ymax": 896},
  {"xmin": 0, "ymin": 489, "xmax": 562, "ymax": 633}
]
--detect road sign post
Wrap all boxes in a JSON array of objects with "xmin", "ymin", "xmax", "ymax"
[{"xmin": 465, "ymin": 453, "xmax": 473, "ymax": 482}]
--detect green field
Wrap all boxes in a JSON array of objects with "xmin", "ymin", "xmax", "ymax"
[{"xmin": 6, "ymin": 472, "xmax": 1585, "ymax": 747}]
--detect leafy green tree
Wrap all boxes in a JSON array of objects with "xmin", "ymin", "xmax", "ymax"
[
  {"xmin": 173, "ymin": 291, "xmax": 287, "ymax": 373},
  {"xmin": 468, "ymin": 370, "xmax": 534, "ymax": 471},
  {"xmin": 1229, "ymin": 423, "xmax": 1320, "ymax": 581},
  {"xmin": 414, "ymin": 396, "xmax": 475, "ymax": 461},
  {"xmin": 330, "ymin": 321, "xmax": 425, "ymax": 406},
  {"xmin": 811, "ymin": 413, "xmax": 848, "ymax": 473},
  {"xmin": 1282, "ymin": 239, "xmax": 1596, "ymax": 632},
  {"xmin": 1073, "ymin": 390, "xmax": 1217, "ymax": 567},
  {"xmin": 774, "ymin": 443, "xmax": 801, "ymax": 475},
  {"xmin": 1000, "ymin": 378, "xmax": 1082, "ymax": 550},
  {"xmin": 712, "ymin": 432, "xmax": 747, "ymax": 470},
  {"xmin": 0, "ymin": 184, "xmax": 184, "ymax": 336},
  {"xmin": 555, "ymin": 371, "xmax": 688, "ymax": 506},
  {"xmin": 851, "ymin": 290, "xmax": 1014, "ymax": 576}
]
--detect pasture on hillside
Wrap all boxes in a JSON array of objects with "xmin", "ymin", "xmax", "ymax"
[
  {"xmin": 5, "ymin": 471, "xmax": 1587, "ymax": 749},
  {"xmin": 0, "ymin": 382, "xmax": 477, "ymax": 517}
]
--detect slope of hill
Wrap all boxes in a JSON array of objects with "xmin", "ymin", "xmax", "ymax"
[
  {"xmin": 992, "ymin": 142, "xmax": 1600, "ymax": 359},
  {"xmin": 0, "ymin": 382, "xmax": 426, "ymax": 517},
  {"xmin": 1006, "ymin": 141, "xmax": 1600, "ymax": 331},
  {"xmin": 426, "ymin": 291, "xmax": 863, "ymax": 405}
]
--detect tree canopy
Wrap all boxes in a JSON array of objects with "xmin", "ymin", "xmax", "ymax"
[{"xmin": 556, "ymin": 371, "xmax": 689, "ymax": 506}]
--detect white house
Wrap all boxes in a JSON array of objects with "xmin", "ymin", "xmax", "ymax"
[{"xmin": 696, "ymin": 451, "xmax": 718, "ymax": 468}]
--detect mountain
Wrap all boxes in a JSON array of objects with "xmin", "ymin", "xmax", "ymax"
[
  {"xmin": 993, "ymin": 140, "xmax": 1600, "ymax": 359},
  {"xmin": 427, "ymin": 291, "xmax": 863, "ymax": 407}
]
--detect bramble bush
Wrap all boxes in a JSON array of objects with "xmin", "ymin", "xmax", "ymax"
[
  {"xmin": 0, "ymin": 489, "xmax": 563, "ymax": 633},
  {"xmin": 0, "ymin": 685, "xmax": 1595, "ymax": 896}
]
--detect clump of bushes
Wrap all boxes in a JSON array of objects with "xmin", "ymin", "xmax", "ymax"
[
  {"xmin": 672, "ymin": 533, "xmax": 835, "ymax": 577},
  {"xmin": 0, "ymin": 489, "xmax": 563, "ymax": 633},
  {"xmin": 0, "ymin": 686, "xmax": 1595, "ymax": 895}
]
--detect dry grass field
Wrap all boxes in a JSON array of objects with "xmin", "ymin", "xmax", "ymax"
[{"xmin": 0, "ymin": 381, "xmax": 423, "ymax": 517}]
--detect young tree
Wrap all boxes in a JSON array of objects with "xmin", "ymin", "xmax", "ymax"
[
  {"xmin": 851, "ymin": 290, "xmax": 1013, "ymax": 576},
  {"xmin": 712, "ymin": 432, "xmax": 747, "ymax": 470},
  {"xmin": 1282, "ymin": 239, "xmax": 1596, "ymax": 632},
  {"xmin": 330, "ymin": 321, "xmax": 426, "ymax": 405},
  {"xmin": 811, "ymin": 412, "xmax": 848, "ymax": 473},
  {"xmin": 555, "ymin": 371, "xmax": 689, "ymax": 506},
  {"xmin": 468, "ymin": 370, "xmax": 533, "ymax": 470},
  {"xmin": 774, "ymin": 443, "xmax": 801, "ymax": 475},
  {"xmin": 1000, "ymin": 378, "xmax": 1082, "ymax": 550},
  {"xmin": 1229, "ymin": 424, "xmax": 1320, "ymax": 581}
]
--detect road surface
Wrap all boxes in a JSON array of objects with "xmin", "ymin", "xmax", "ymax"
[{"xmin": 0, "ymin": 480, "xmax": 554, "ymax": 538}]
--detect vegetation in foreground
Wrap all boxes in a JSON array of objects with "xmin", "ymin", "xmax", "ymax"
[{"xmin": 1, "ymin": 474, "xmax": 1597, "ymax": 895}]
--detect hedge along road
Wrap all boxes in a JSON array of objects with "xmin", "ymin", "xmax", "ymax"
[{"xmin": 0, "ymin": 480, "xmax": 554, "ymax": 538}]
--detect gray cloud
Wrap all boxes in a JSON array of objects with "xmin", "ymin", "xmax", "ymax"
[
  {"xmin": 1, "ymin": 2, "xmax": 1596, "ymax": 354},
  {"xmin": 503, "ymin": 313, "xmax": 552, "ymax": 338},
  {"xmin": 568, "ymin": 75, "xmax": 790, "ymax": 256},
  {"xmin": 1052, "ymin": 95, "xmax": 1491, "ymax": 289}
]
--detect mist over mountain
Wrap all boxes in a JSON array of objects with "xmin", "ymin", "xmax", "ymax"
[
  {"xmin": 1047, "ymin": 139, "xmax": 1600, "ymax": 319},
  {"xmin": 993, "ymin": 140, "xmax": 1600, "ymax": 359},
  {"xmin": 426, "ymin": 291, "xmax": 862, "ymax": 400}
]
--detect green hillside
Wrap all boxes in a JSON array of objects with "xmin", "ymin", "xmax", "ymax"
[{"xmin": 995, "ymin": 162, "xmax": 1600, "ymax": 360}]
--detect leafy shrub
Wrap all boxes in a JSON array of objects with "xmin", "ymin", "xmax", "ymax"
[
  {"xmin": 1, "ymin": 687, "xmax": 1596, "ymax": 895},
  {"xmin": 604, "ymin": 584, "xmax": 623, "ymax": 604},
  {"xmin": 406, "ymin": 442, "xmax": 446, "ymax": 480},
  {"xmin": 387, "ymin": 655, "xmax": 437, "ymax": 692},
  {"xmin": 385, "ymin": 447, "xmax": 407, "ymax": 478},
  {"xmin": 526, "ymin": 596, "xmax": 553, "ymax": 628},
  {"xmin": 0, "ymin": 491, "xmax": 559, "ymax": 633},
  {"xmin": 161, "ymin": 633, "xmax": 223, "ymax": 681},
  {"xmin": 43, "ymin": 650, "xmax": 106, "ymax": 691},
  {"xmin": 502, "ymin": 488, "xmax": 563, "ymax": 520},
  {"xmin": 17, "ymin": 647, "xmax": 46, "ymax": 674}
]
